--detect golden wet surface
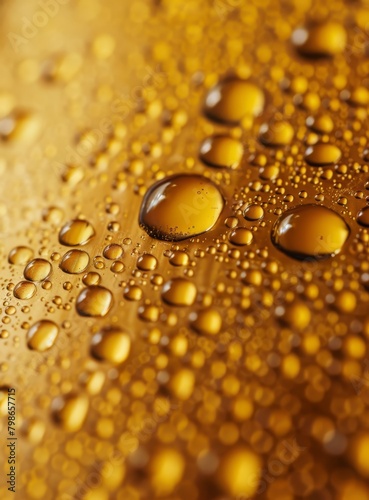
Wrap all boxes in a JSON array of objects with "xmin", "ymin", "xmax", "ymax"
[{"xmin": 1, "ymin": 0, "xmax": 369, "ymax": 499}]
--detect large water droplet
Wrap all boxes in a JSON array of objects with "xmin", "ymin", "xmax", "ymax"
[
  {"xmin": 13, "ymin": 281, "xmax": 36, "ymax": 300},
  {"xmin": 8, "ymin": 246, "xmax": 33, "ymax": 265},
  {"xmin": 76, "ymin": 286, "xmax": 113, "ymax": 317},
  {"xmin": 27, "ymin": 320, "xmax": 59, "ymax": 352},
  {"xmin": 305, "ymin": 143, "xmax": 342, "ymax": 166},
  {"xmin": 204, "ymin": 77, "xmax": 265, "ymax": 125},
  {"xmin": 258, "ymin": 121, "xmax": 294, "ymax": 147},
  {"xmin": 52, "ymin": 393, "xmax": 89, "ymax": 432},
  {"xmin": 139, "ymin": 174, "xmax": 224, "ymax": 241},
  {"xmin": 59, "ymin": 219, "xmax": 95, "ymax": 246},
  {"xmin": 60, "ymin": 250, "xmax": 90, "ymax": 274},
  {"xmin": 292, "ymin": 22, "xmax": 346, "ymax": 57},
  {"xmin": 161, "ymin": 278, "xmax": 197, "ymax": 306},
  {"xmin": 90, "ymin": 327, "xmax": 131, "ymax": 364},
  {"xmin": 271, "ymin": 204, "xmax": 350, "ymax": 260},
  {"xmin": 199, "ymin": 135, "xmax": 243, "ymax": 169},
  {"xmin": 24, "ymin": 259, "xmax": 52, "ymax": 282}
]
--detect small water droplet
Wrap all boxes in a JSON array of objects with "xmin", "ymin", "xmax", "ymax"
[{"xmin": 305, "ymin": 143, "xmax": 342, "ymax": 166}]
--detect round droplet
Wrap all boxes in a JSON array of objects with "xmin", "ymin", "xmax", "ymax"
[
  {"xmin": 76, "ymin": 286, "xmax": 113, "ymax": 317},
  {"xmin": 60, "ymin": 250, "xmax": 90, "ymax": 274},
  {"xmin": 103, "ymin": 244, "xmax": 124, "ymax": 260},
  {"xmin": 357, "ymin": 207, "xmax": 369, "ymax": 227},
  {"xmin": 91, "ymin": 327, "xmax": 131, "ymax": 364},
  {"xmin": 161, "ymin": 278, "xmax": 197, "ymax": 306},
  {"xmin": 139, "ymin": 174, "xmax": 224, "ymax": 241},
  {"xmin": 272, "ymin": 204, "xmax": 350, "ymax": 260},
  {"xmin": 190, "ymin": 308, "xmax": 222, "ymax": 335},
  {"xmin": 8, "ymin": 246, "xmax": 33, "ymax": 265},
  {"xmin": 229, "ymin": 228, "xmax": 253, "ymax": 246},
  {"xmin": 258, "ymin": 121, "xmax": 294, "ymax": 147},
  {"xmin": 137, "ymin": 254, "xmax": 158, "ymax": 271},
  {"xmin": 305, "ymin": 143, "xmax": 341, "ymax": 166},
  {"xmin": 124, "ymin": 285, "xmax": 143, "ymax": 301},
  {"xmin": 204, "ymin": 77, "xmax": 265, "ymax": 125},
  {"xmin": 59, "ymin": 219, "xmax": 95, "ymax": 246},
  {"xmin": 292, "ymin": 22, "xmax": 346, "ymax": 57},
  {"xmin": 82, "ymin": 272, "xmax": 101, "ymax": 286},
  {"xmin": 243, "ymin": 204, "xmax": 264, "ymax": 221},
  {"xmin": 13, "ymin": 281, "xmax": 36, "ymax": 300},
  {"xmin": 199, "ymin": 135, "xmax": 243, "ymax": 169},
  {"xmin": 24, "ymin": 259, "xmax": 52, "ymax": 282},
  {"xmin": 52, "ymin": 393, "xmax": 89, "ymax": 432},
  {"xmin": 27, "ymin": 320, "xmax": 59, "ymax": 352}
]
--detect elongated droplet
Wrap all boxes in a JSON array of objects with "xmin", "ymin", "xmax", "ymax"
[
  {"xmin": 305, "ymin": 144, "xmax": 341, "ymax": 166},
  {"xmin": 357, "ymin": 207, "xmax": 369, "ymax": 227},
  {"xmin": 27, "ymin": 320, "xmax": 59, "ymax": 352},
  {"xmin": 292, "ymin": 22, "xmax": 346, "ymax": 57},
  {"xmin": 271, "ymin": 204, "xmax": 350, "ymax": 260},
  {"xmin": 139, "ymin": 174, "xmax": 224, "ymax": 241}
]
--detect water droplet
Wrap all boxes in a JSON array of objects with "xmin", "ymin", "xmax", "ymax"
[
  {"xmin": 306, "ymin": 114, "xmax": 334, "ymax": 134},
  {"xmin": 91, "ymin": 327, "xmax": 131, "ymax": 364},
  {"xmin": 60, "ymin": 250, "xmax": 90, "ymax": 274},
  {"xmin": 357, "ymin": 207, "xmax": 369, "ymax": 227},
  {"xmin": 204, "ymin": 77, "xmax": 265, "ymax": 125},
  {"xmin": 258, "ymin": 120, "xmax": 294, "ymax": 147},
  {"xmin": 139, "ymin": 174, "xmax": 224, "ymax": 241},
  {"xmin": 199, "ymin": 135, "xmax": 243, "ymax": 169},
  {"xmin": 124, "ymin": 285, "xmax": 143, "ymax": 301},
  {"xmin": 272, "ymin": 204, "xmax": 350, "ymax": 259},
  {"xmin": 103, "ymin": 243, "xmax": 124, "ymax": 260},
  {"xmin": 305, "ymin": 143, "xmax": 342, "ymax": 166},
  {"xmin": 243, "ymin": 204, "xmax": 264, "ymax": 221},
  {"xmin": 292, "ymin": 22, "xmax": 346, "ymax": 57},
  {"xmin": 229, "ymin": 228, "xmax": 253, "ymax": 246},
  {"xmin": 27, "ymin": 320, "xmax": 59, "ymax": 352},
  {"xmin": 59, "ymin": 219, "xmax": 95, "ymax": 246},
  {"xmin": 137, "ymin": 253, "xmax": 158, "ymax": 271},
  {"xmin": 82, "ymin": 272, "xmax": 101, "ymax": 286},
  {"xmin": 24, "ymin": 259, "xmax": 52, "ymax": 282},
  {"xmin": 8, "ymin": 246, "xmax": 33, "ymax": 265},
  {"xmin": 76, "ymin": 286, "xmax": 113, "ymax": 317},
  {"xmin": 13, "ymin": 281, "xmax": 36, "ymax": 300},
  {"xmin": 149, "ymin": 448, "xmax": 185, "ymax": 496},
  {"xmin": 216, "ymin": 446, "xmax": 261, "ymax": 497},
  {"xmin": 52, "ymin": 393, "xmax": 89, "ymax": 432},
  {"xmin": 161, "ymin": 278, "xmax": 197, "ymax": 306},
  {"xmin": 190, "ymin": 308, "xmax": 222, "ymax": 335}
]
